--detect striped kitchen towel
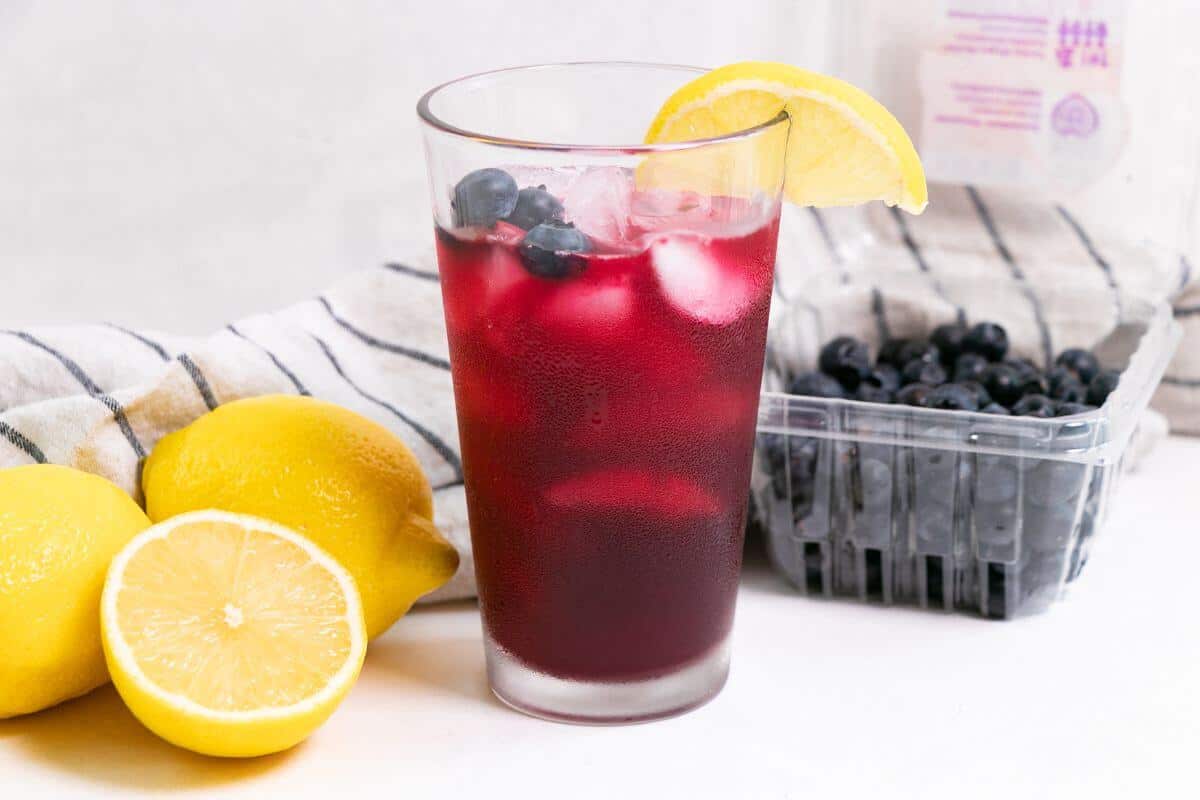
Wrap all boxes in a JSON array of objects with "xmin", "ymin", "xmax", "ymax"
[
  {"xmin": 0, "ymin": 261, "xmax": 475, "ymax": 603},
  {"xmin": 773, "ymin": 182, "xmax": 1195, "ymax": 435},
  {"xmin": 0, "ymin": 183, "xmax": 1189, "ymax": 608}
]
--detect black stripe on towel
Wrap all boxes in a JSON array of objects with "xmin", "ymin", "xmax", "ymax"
[
  {"xmin": 318, "ymin": 297, "xmax": 451, "ymax": 371},
  {"xmin": 105, "ymin": 323, "xmax": 171, "ymax": 361},
  {"xmin": 1162, "ymin": 375, "xmax": 1200, "ymax": 388},
  {"xmin": 0, "ymin": 420, "xmax": 47, "ymax": 463},
  {"xmin": 870, "ymin": 288, "xmax": 891, "ymax": 342},
  {"xmin": 177, "ymin": 354, "xmax": 219, "ymax": 411},
  {"xmin": 1174, "ymin": 305, "xmax": 1200, "ymax": 318},
  {"xmin": 801, "ymin": 207, "xmax": 847, "ymax": 336},
  {"xmin": 965, "ymin": 186, "xmax": 1054, "ymax": 367},
  {"xmin": 1056, "ymin": 207, "xmax": 1120, "ymax": 298},
  {"xmin": 810, "ymin": 204, "xmax": 902, "ymax": 342},
  {"xmin": 310, "ymin": 334, "xmax": 463, "ymax": 480},
  {"xmin": 771, "ymin": 257, "xmax": 785, "ymax": 300},
  {"xmin": 227, "ymin": 325, "xmax": 311, "ymax": 396},
  {"xmin": 888, "ymin": 206, "xmax": 966, "ymax": 325},
  {"xmin": 808, "ymin": 207, "xmax": 847, "ymax": 275},
  {"xmin": 384, "ymin": 262, "xmax": 440, "ymax": 283},
  {"xmin": 9, "ymin": 331, "xmax": 105, "ymax": 394},
  {"xmin": 888, "ymin": 205, "xmax": 933, "ymax": 274},
  {"xmin": 95, "ymin": 394, "xmax": 147, "ymax": 458},
  {"xmin": 5, "ymin": 331, "xmax": 146, "ymax": 458}
]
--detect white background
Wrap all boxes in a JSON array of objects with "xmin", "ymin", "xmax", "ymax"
[
  {"xmin": 0, "ymin": 0, "xmax": 832, "ymax": 333},
  {"xmin": 3, "ymin": 2, "xmax": 1195, "ymax": 334},
  {"xmin": 2, "ymin": 437, "xmax": 1198, "ymax": 798}
]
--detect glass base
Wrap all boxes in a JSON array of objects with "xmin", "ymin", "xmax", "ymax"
[{"xmin": 485, "ymin": 633, "xmax": 731, "ymax": 725}]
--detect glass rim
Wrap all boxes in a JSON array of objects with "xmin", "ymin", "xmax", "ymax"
[{"xmin": 416, "ymin": 61, "xmax": 789, "ymax": 154}]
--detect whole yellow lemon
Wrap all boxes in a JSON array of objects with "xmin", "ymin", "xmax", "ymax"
[
  {"xmin": 141, "ymin": 395, "xmax": 459, "ymax": 639},
  {"xmin": 0, "ymin": 464, "xmax": 152, "ymax": 718}
]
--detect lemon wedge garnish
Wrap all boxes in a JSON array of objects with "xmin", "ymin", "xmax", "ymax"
[
  {"xmin": 101, "ymin": 510, "xmax": 367, "ymax": 757},
  {"xmin": 645, "ymin": 61, "xmax": 927, "ymax": 213}
]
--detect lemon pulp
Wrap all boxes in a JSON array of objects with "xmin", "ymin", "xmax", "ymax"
[{"xmin": 102, "ymin": 510, "xmax": 367, "ymax": 757}]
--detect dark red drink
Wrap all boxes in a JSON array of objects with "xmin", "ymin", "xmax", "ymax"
[{"xmin": 436, "ymin": 167, "xmax": 778, "ymax": 685}]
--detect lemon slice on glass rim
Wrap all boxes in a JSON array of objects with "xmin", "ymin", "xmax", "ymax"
[
  {"xmin": 100, "ymin": 510, "xmax": 367, "ymax": 758},
  {"xmin": 644, "ymin": 61, "xmax": 928, "ymax": 214}
]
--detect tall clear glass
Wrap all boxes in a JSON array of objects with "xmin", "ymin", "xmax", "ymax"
[{"xmin": 418, "ymin": 63, "xmax": 789, "ymax": 723}]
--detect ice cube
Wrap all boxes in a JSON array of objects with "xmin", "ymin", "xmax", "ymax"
[
  {"xmin": 650, "ymin": 234, "xmax": 759, "ymax": 325},
  {"xmin": 503, "ymin": 165, "xmax": 579, "ymax": 198},
  {"xmin": 628, "ymin": 188, "xmax": 714, "ymax": 234},
  {"xmin": 443, "ymin": 245, "xmax": 534, "ymax": 350},
  {"xmin": 546, "ymin": 468, "xmax": 721, "ymax": 518},
  {"xmin": 561, "ymin": 166, "xmax": 635, "ymax": 246},
  {"xmin": 540, "ymin": 281, "xmax": 635, "ymax": 340},
  {"xmin": 481, "ymin": 247, "xmax": 532, "ymax": 308}
]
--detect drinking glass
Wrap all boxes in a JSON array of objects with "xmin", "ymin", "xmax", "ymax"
[{"xmin": 419, "ymin": 62, "xmax": 789, "ymax": 723}]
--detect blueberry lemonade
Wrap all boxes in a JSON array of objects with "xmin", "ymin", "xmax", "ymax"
[
  {"xmin": 420, "ymin": 62, "xmax": 926, "ymax": 723},
  {"xmin": 438, "ymin": 165, "xmax": 779, "ymax": 688}
]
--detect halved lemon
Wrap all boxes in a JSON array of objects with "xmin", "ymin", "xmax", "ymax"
[
  {"xmin": 644, "ymin": 61, "xmax": 927, "ymax": 213},
  {"xmin": 101, "ymin": 510, "xmax": 367, "ymax": 758}
]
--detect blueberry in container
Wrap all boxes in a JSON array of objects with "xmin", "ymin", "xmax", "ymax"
[{"xmin": 754, "ymin": 275, "xmax": 1179, "ymax": 619}]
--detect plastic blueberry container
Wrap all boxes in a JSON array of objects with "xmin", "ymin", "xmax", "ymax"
[{"xmin": 753, "ymin": 274, "xmax": 1180, "ymax": 619}]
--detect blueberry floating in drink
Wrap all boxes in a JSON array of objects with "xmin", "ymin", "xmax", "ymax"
[
  {"xmin": 506, "ymin": 186, "xmax": 565, "ymax": 231},
  {"xmin": 518, "ymin": 221, "xmax": 591, "ymax": 278},
  {"xmin": 452, "ymin": 167, "xmax": 519, "ymax": 227}
]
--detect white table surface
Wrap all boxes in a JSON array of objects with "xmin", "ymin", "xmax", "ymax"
[{"xmin": 2, "ymin": 437, "xmax": 1197, "ymax": 799}]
